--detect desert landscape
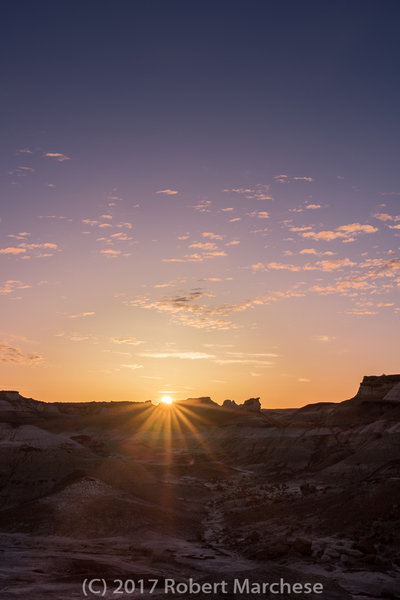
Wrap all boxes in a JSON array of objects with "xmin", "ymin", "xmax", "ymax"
[{"xmin": 0, "ymin": 375, "xmax": 399, "ymax": 599}]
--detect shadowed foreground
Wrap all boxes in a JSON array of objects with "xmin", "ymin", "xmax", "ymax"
[{"xmin": 0, "ymin": 375, "xmax": 400, "ymax": 599}]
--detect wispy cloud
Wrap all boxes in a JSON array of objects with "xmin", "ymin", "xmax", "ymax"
[
  {"xmin": 223, "ymin": 184, "xmax": 273, "ymax": 200},
  {"xmin": 43, "ymin": 152, "xmax": 70, "ymax": 162},
  {"xmin": 248, "ymin": 210, "xmax": 269, "ymax": 219},
  {"xmin": 274, "ymin": 174, "xmax": 314, "ymax": 183},
  {"xmin": 112, "ymin": 337, "xmax": 143, "ymax": 345},
  {"xmin": 0, "ymin": 343, "xmax": 43, "ymax": 365},
  {"xmin": 100, "ymin": 249, "xmax": 122, "ymax": 256},
  {"xmin": 193, "ymin": 199, "xmax": 212, "ymax": 212},
  {"xmin": 202, "ymin": 232, "xmax": 223, "ymax": 240},
  {"xmin": 67, "ymin": 311, "xmax": 95, "ymax": 319},
  {"xmin": 0, "ymin": 247, "xmax": 26, "ymax": 255},
  {"xmin": 313, "ymin": 335, "xmax": 336, "ymax": 343},
  {"xmin": 140, "ymin": 351, "xmax": 214, "ymax": 360},
  {"xmin": 0, "ymin": 280, "xmax": 31, "ymax": 295},
  {"xmin": 156, "ymin": 189, "xmax": 179, "ymax": 195}
]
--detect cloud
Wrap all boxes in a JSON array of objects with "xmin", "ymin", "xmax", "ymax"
[
  {"xmin": 301, "ymin": 223, "xmax": 378, "ymax": 242},
  {"xmin": 20, "ymin": 242, "xmax": 58, "ymax": 250},
  {"xmin": 373, "ymin": 213, "xmax": 395, "ymax": 221},
  {"xmin": 0, "ymin": 280, "xmax": 31, "ymax": 295},
  {"xmin": 122, "ymin": 289, "xmax": 237, "ymax": 330},
  {"xmin": 229, "ymin": 217, "xmax": 241, "ymax": 222},
  {"xmin": 193, "ymin": 200, "xmax": 211, "ymax": 212},
  {"xmin": 202, "ymin": 232, "xmax": 223, "ymax": 240},
  {"xmin": 154, "ymin": 277, "xmax": 187, "ymax": 288},
  {"xmin": 249, "ymin": 210, "xmax": 269, "ymax": 219},
  {"xmin": 290, "ymin": 226, "xmax": 312, "ymax": 232},
  {"xmin": 274, "ymin": 174, "xmax": 314, "ymax": 183},
  {"xmin": 189, "ymin": 242, "xmax": 219, "ymax": 250},
  {"xmin": 201, "ymin": 277, "xmax": 233, "ymax": 282},
  {"xmin": 310, "ymin": 258, "xmax": 356, "ymax": 271},
  {"xmin": 0, "ymin": 343, "xmax": 43, "ymax": 365},
  {"xmin": 120, "ymin": 363, "xmax": 143, "ymax": 369},
  {"xmin": 140, "ymin": 352, "xmax": 214, "ymax": 360},
  {"xmin": 112, "ymin": 337, "xmax": 143, "ymax": 345},
  {"xmin": 43, "ymin": 152, "xmax": 70, "ymax": 162},
  {"xmin": 305, "ymin": 203, "xmax": 321, "ymax": 209},
  {"xmin": 8, "ymin": 232, "xmax": 30, "ymax": 240},
  {"xmin": 250, "ymin": 262, "xmax": 266, "ymax": 271},
  {"xmin": 9, "ymin": 166, "xmax": 35, "ymax": 177},
  {"xmin": 223, "ymin": 184, "xmax": 273, "ymax": 200},
  {"xmin": 215, "ymin": 359, "xmax": 274, "ymax": 365},
  {"xmin": 0, "ymin": 247, "xmax": 26, "ymax": 255},
  {"xmin": 313, "ymin": 335, "xmax": 335, "ymax": 343},
  {"xmin": 162, "ymin": 250, "xmax": 227, "ymax": 262},
  {"xmin": 299, "ymin": 248, "xmax": 335, "ymax": 256},
  {"xmin": 100, "ymin": 249, "xmax": 121, "ymax": 256},
  {"xmin": 298, "ymin": 378, "xmax": 311, "ymax": 382},
  {"xmin": 225, "ymin": 240, "xmax": 240, "ymax": 246},
  {"xmin": 267, "ymin": 262, "xmax": 301, "ymax": 271},
  {"xmin": 156, "ymin": 189, "xmax": 179, "ymax": 195},
  {"xmin": 67, "ymin": 312, "xmax": 95, "ymax": 319}
]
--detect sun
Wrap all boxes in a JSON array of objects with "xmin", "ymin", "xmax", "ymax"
[{"xmin": 160, "ymin": 395, "xmax": 174, "ymax": 405}]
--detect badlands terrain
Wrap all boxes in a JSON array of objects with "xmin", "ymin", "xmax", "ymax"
[{"xmin": 0, "ymin": 375, "xmax": 400, "ymax": 599}]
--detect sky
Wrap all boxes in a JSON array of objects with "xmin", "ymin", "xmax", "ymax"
[{"xmin": 1, "ymin": 1, "xmax": 400, "ymax": 407}]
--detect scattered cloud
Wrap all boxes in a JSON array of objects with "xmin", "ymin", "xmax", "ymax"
[
  {"xmin": 140, "ymin": 352, "xmax": 215, "ymax": 360},
  {"xmin": 201, "ymin": 277, "xmax": 233, "ymax": 282},
  {"xmin": 274, "ymin": 174, "xmax": 314, "ymax": 184},
  {"xmin": 120, "ymin": 363, "xmax": 143, "ymax": 369},
  {"xmin": 112, "ymin": 337, "xmax": 143, "ymax": 345},
  {"xmin": 100, "ymin": 249, "xmax": 122, "ymax": 256},
  {"xmin": 9, "ymin": 166, "xmax": 35, "ymax": 177},
  {"xmin": 309, "ymin": 257, "xmax": 356, "ymax": 271},
  {"xmin": 156, "ymin": 189, "xmax": 179, "ymax": 195},
  {"xmin": 313, "ymin": 335, "xmax": 336, "ymax": 343},
  {"xmin": 290, "ymin": 226, "xmax": 312, "ymax": 232},
  {"xmin": 299, "ymin": 248, "xmax": 335, "ymax": 256},
  {"xmin": 189, "ymin": 242, "xmax": 219, "ymax": 250},
  {"xmin": 249, "ymin": 210, "xmax": 269, "ymax": 219},
  {"xmin": 0, "ymin": 247, "xmax": 26, "ymax": 255},
  {"xmin": 0, "ymin": 280, "xmax": 31, "ymax": 295},
  {"xmin": 301, "ymin": 223, "xmax": 378, "ymax": 242},
  {"xmin": 43, "ymin": 152, "xmax": 70, "ymax": 162},
  {"xmin": 223, "ymin": 184, "xmax": 273, "ymax": 200},
  {"xmin": 267, "ymin": 262, "xmax": 301, "ymax": 271},
  {"xmin": 202, "ymin": 232, "xmax": 223, "ymax": 240},
  {"xmin": 67, "ymin": 312, "xmax": 95, "ymax": 319},
  {"xmin": 193, "ymin": 200, "xmax": 211, "ymax": 212},
  {"xmin": 0, "ymin": 343, "xmax": 43, "ymax": 365}
]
